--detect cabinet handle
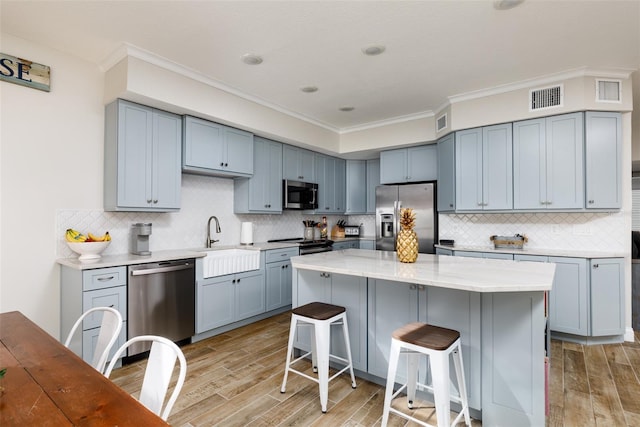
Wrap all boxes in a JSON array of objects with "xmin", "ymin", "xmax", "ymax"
[
  {"xmin": 97, "ymin": 276, "xmax": 115, "ymax": 281},
  {"xmin": 232, "ymin": 279, "xmax": 236, "ymax": 283},
  {"xmin": 593, "ymin": 264, "xmax": 599, "ymax": 269},
  {"xmin": 588, "ymin": 200, "xmax": 595, "ymax": 204},
  {"xmin": 449, "ymin": 203, "xmax": 453, "ymax": 208},
  {"xmin": 225, "ymin": 163, "xmax": 228, "ymax": 167},
  {"xmin": 147, "ymin": 199, "xmax": 152, "ymax": 203},
  {"xmin": 153, "ymin": 199, "xmax": 158, "ymax": 204},
  {"xmin": 409, "ymin": 284, "xmax": 417, "ymax": 290},
  {"xmin": 220, "ymin": 162, "xmax": 224, "ymax": 167}
]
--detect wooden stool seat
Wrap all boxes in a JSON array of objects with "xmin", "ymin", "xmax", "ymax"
[
  {"xmin": 281, "ymin": 302, "xmax": 357, "ymax": 413},
  {"xmin": 392, "ymin": 322, "xmax": 460, "ymax": 351}
]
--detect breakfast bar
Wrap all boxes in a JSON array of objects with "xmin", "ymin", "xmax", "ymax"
[{"xmin": 291, "ymin": 249, "xmax": 556, "ymax": 426}]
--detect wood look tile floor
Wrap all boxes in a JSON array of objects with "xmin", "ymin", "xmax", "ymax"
[{"xmin": 109, "ymin": 313, "xmax": 640, "ymax": 426}]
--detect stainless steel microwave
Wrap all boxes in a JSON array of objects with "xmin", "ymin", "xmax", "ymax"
[{"xmin": 283, "ymin": 179, "xmax": 318, "ymax": 210}]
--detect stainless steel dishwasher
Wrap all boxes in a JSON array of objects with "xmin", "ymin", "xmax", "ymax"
[{"xmin": 127, "ymin": 259, "xmax": 195, "ymax": 356}]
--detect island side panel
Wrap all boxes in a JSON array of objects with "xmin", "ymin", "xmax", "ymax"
[{"xmin": 482, "ymin": 291, "xmax": 546, "ymax": 426}]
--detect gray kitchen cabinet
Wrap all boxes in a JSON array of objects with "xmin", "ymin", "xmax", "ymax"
[
  {"xmin": 345, "ymin": 160, "xmax": 367, "ymax": 214},
  {"xmin": 294, "ymin": 270, "xmax": 367, "ymax": 371},
  {"xmin": 585, "ymin": 111, "xmax": 622, "ymax": 209},
  {"xmin": 283, "ymin": 144, "xmax": 316, "ymax": 182},
  {"xmin": 366, "ymin": 159, "xmax": 380, "ymax": 214},
  {"xmin": 513, "ymin": 112, "xmax": 584, "ymax": 210},
  {"xmin": 437, "ymin": 133, "xmax": 455, "ymax": 212},
  {"xmin": 454, "ymin": 250, "xmax": 513, "ymax": 260},
  {"xmin": 358, "ymin": 239, "xmax": 375, "ymax": 250},
  {"xmin": 197, "ymin": 268, "xmax": 265, "ymax": 333},
  {"xmin": 333, "ymin": 240, "xmax": 359, "ymax": 250},
  {"xmin": 60, "ymin": 266, "xmax": 128, "ymax": 365},
  {"xmin": 265, "ymin": 247, "xmax": 297, "ymax": 311},
  {"xmin": 104, "ymin": 99, "xmax": 182, "ymax": 212},
  {"xmin": 315, "ymin": 154, "xmax": 346, "ymax": 213},
  {"xmin": 435, "ymin": 247, "xmax": 453, "ymax": 256},
  {"xmin": 234, "ymin": 136, "xmax": 283, "ymax": 213},
  {"xmin": 182, "ymin": 115, "xmax": 254, "ymax": 178},
  {"xmin": 380, "ymin": 145, "xmax": 437, "ymax": 184},
  {"xmin": 455, "ymin": 123, "xmax": 513, "ymax": 211},
  {"xmin": 590, "ymin": 258, "xmax": 624, "ymax": 336}
]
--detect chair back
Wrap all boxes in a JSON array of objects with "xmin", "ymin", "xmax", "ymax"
[
  {"xmin": 104, "ymin": 335, "xmax": 187, "ymax": 421},
  {"xmin": 64, "ymin": 306, "xmax": 122, "ymax": 373}
]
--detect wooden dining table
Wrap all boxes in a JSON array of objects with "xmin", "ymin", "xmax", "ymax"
[{"xmin": 0, "ymin": 311, "xmax": 169, "ymax": 426}]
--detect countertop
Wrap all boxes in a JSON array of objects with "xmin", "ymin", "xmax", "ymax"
[
  {"xmin": 291, "ymin": 248, "xmax": 556, "ymax": 293},
  {"xmin": 434, "ymin": 244, "xmax": 626, "ymax": 259}
]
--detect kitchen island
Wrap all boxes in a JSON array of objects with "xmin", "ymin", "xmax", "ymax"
[{"xmin": 291, "ymin": 249, "xmax": 556, "ymax": 426}]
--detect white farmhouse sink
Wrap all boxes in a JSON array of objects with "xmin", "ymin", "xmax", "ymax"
[{"xmin": 203, "ymin": 249, "xmax": 260, "ymax": 278}]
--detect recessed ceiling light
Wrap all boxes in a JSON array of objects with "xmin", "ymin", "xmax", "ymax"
[
  {"xmin": 301, "ymin": 86, "xmax": 318, "ymax": 93},
  {"xmin": 362, "ymin": 45, "xmax": 386, "ymax": 56},
  {"xmin": 339, "ymin": 106, "xmax": 355, "ymax": 112},
  {"xmin": 241, "ymin": 53, "xmax": 263, "ymax": 65},
  {"xmin": 493, "ymin": 0, "xmax": 525, "ymax": 10}
]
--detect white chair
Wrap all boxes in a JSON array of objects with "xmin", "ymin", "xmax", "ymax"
[
  {"xmin": 104, "ymin": 335, "xmax": 187, "ymax": 421},
  {"xmin": 64, "ymin": 306, "xmax": 122, "ymax": 373}
]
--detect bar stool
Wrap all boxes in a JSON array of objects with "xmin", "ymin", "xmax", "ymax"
[
  {"xmin": 382, "ymin": 322, "xmax": 470, "ymax": 427},
  {"xmin": 280, "ymin": 302, "xmax": 357, "ymax": 413}
]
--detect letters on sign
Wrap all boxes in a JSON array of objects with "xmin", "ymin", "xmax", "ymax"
[{"xmin": 0, "ymin": 52, "xmax": 50, "ymax": 92}]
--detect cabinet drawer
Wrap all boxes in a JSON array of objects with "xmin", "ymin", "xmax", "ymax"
[
  {"xmin": 82, "ymin": 321, "xmax": 126, "ymax": 364},
  {"xmin": 82, "ymin": 266, "xmax": 126, "ymax": 291},
  {"xmin": 266, "ymin": 247, "xmax": 299, "ymax": 263},
  {"xmin": 82, "ymin": 286, "xmax": 127, "ymax": 329}
]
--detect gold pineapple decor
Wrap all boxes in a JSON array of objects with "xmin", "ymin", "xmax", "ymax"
[{"xmin": 397, "ymin": 208, "xmax": 418, "ymax": 263}]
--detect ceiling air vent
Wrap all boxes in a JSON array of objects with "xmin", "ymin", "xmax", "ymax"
[
  {"xmin": 529, "ymin": 84, "xmax": 563, "ymax": 111},
  {"xmin": 436, "ymin": 113, "xmax": 447, "ymax": 132},
  {"xmin": 596, "ymin": 79, "xmax": 621, "ymax": 103}
]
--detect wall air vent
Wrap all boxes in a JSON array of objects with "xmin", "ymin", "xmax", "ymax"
[
  {"xmin": 596, "ymin": 79, "xmax": 621, "ymax": 103},
  {"xmin": 436, "ymin": 113, "xmax": 447, "ymax": 132},
  {"xmin": 529, "ymin": 84, "xmax": 563, "ymax": 111}
]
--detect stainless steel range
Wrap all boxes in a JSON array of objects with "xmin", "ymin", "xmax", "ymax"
[{"xmin": 268, "ymin": 238, "xmax": 333, "ymax": 255}]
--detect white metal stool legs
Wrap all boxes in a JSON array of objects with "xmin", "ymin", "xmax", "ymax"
[
  {"xmin": 280, "ymin": 302, "xmax": 357, "ymax": 414},
  {"xmin": 381, "ymin": 323, "xmax": 470, "ymax": 427}
]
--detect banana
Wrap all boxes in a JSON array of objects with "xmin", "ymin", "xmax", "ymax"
[
  {"xmin": 66, "ymin": 228, "xmax": 87, "ymax": 242},
  {"xmin": 87, "ymin": 232, "xmax": 111, "ymax": 242}
]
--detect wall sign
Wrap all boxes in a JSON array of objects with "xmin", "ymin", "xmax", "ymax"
[{"xmin": 0, "ymin": 52, "xmax": 50, "ymax": 92}]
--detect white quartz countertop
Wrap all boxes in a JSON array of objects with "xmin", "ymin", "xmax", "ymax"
[
  {"xmin": 434, "ymin": 244, "xmax": 626, "ymax": 259},
  {"xmin": 291, "ymin": 249, "xmax": 556, "ymax": 292}
]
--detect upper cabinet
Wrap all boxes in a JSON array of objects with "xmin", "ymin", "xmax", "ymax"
[
  {"xmin": 366, "ymin": 159, "xmax": 380, "ymax": 214},
  {"xmin": 345, "ymin": 160, "xmax": 367, "ymax": 214},
  {"xmin": 513, "ymin": 112, "xmax": 584, "ymax": 210},
  {"xmin": 585, "ymin": 112, "xmax": 622, "ymax": 209},
  {"xmin": 104, "ymin": 99, "xmax": 182, "ymax": 212},
  {"xmin": 182, "ymin": 116, "xmax": 254, "ymax": 178},
  {"xmin": 234, "ymin": 136, "xmax": 283, "ymax": 214},
  {"xmin": 456, "ymin": 123, "xmax": 513, "ymax": 211},
  {"xmin": 283, "ymin": 145, "xmax": 315, "ymax": 182},
  {"xmin": 437, "ymin": 133, "xmax": 455, "ymax": 212},
  {"xmin": 380, "ymin": 145, "xmax": 437, "ymax": 184},
  {"xmin": 315, "ymin": 155, "xmax": 345, "ymax": 213}
]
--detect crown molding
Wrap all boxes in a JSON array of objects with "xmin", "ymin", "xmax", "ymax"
[{"xmin": 339, "ymin": 110, "xmax": 435, "ymax": 135}]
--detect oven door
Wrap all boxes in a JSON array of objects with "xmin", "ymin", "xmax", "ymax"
[{"xmin": 283, "ymin": 180, "xmax": 318, "ymax": 210}]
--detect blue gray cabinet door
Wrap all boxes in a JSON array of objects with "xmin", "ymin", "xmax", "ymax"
[
  {"xmin": 234, "ymin": 136, "xmax": 282, "ymax": 213},
  {"xmin": 366, "ymin": 159, "xmax": 380, "ymax": 214},
  {"xmin": 513, "ymin": 118, "xmax": 546, "ymax": 209},
  {"xmin": 548, "ymin": 257, "xmax": 588, "ymax": 335},
  {"xmin": 455, "ymin": 128, "xmax": 483, "ymax": 210},
  {"xmin": 379, "ymin": 149, "xmax": 407, "ymax": 184},
  {"xmin": 224, "ymin": 127, "xmax": 254, "ymax": 176},
  {"xmin": 345, "ymin": 160, "xmax": 366, "ymax": 214},
  {"xmin": 266, "ymin": 260, "xmax": 292, "ymax": 311},
  {"xmin": 235, "ymin": 270, "xmax": 266, "ymax": 321},
  {"xmin": 380, "ymin": 145, "xmax": 437, "ymax": 184},
  {"xmin": 283, "ymin": 145, "xmax": 315, "ymax": 182},
  {"xmin": 590, "ymin": 258, "xmax": 624, "ymax": 336},
  {"xmin": 585, "ymin": 112, "xmax": 622, "ymax": 209},
  {"xmin": 437, "ymin": 133, "xmax": 455, "ymax": 212},
  {"xmin": 182, "ymin": 116, "xmax": 225, "ymax": 170}
]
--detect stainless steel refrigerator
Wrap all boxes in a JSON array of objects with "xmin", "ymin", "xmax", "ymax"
[{"xmin": 375, "ymin": 182, "xmax": 438, "ymax": 254}]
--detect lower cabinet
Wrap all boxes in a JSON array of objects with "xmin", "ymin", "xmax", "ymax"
[
  {"xmin": 60, "ymin": 266, "xmax": 128, "ymax": 365},
  {"xmin": 197, "ymin": 269, "xmax": 265, "ymax": 333},
  {"xmin": 358, "ymin": 239, "xmax": 375, "ymax": 250},
  {"xmin": 332, "ymin": 240, "xmax": 359, "ymax": 250},
  {"xmin": 265, "ymin": 247, "xmax": 297, "ymax": 311},
  {"xmin": 294, "ymin": 270, "xmax": 368, "ymax": 371}
]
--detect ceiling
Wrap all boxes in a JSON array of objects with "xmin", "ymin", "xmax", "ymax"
[{"xmin": 2, "ymin": 0, "xmax": 639, "ymax": 132}]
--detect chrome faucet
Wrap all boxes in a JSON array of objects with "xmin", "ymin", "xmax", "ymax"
[{"xmin": 206, "ymin": 216, "xmax": 221, "ymax": 248}]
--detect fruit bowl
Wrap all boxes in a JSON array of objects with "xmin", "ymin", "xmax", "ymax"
[{"xmin": 67, "ymin": 241, "xmax": 111, "ymax": 260}]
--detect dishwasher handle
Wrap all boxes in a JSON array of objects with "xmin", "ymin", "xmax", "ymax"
[{"xmin": 130, "ymin": 262, "xmax": 194, "ymax": 276}]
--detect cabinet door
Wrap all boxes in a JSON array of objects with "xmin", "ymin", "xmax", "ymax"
[
  {"xmin": 299, "ymin": 149, "xmax": 316, "ymax": 182},
  {"xmin": 83, "ymin": 324, "xmax": 126, "ymax": 367},
  {"xmin": 359, "ymin": 240, "xmax": 375, "ymax": 250},
  {"xmin": 513, "ymin": 118, "xmax": 546, "ymax": 210},
  {"xmin": 435, "ymin": 247, "xmax": 453, "ymax": 256},
  {"xmin": 315, "ymin": 154, "xmax": 329, "ymax": 211},
  {"xmin": 455, "ymin": 128, "xmax": 483, "ymax": 210},
  {"xmin": 482, "ymin": 124, "xmax": 512, "ymax": 210},
  {"xmin": 546, "ymin": 113, "xmax": 584, "ymax": 209},
  {"xmin": 334, "ymin": 158, "xmax": 346, "ymax": 212},
  {"xmin": 367, "ymin": 279, "xmax": 419, "ymax": 379},
  {"xmin": 590, "ymin": 258, "xmax": 624, "ymax": 336},
  {"xmin": 548, "ymin": 257, "xmax": 588, "ymax": 335},
  {"xmin": 153, "ymin": 110, "xmax": 182, "ymax": 209},
  {"xmin": 266, "ymin": 261, "xmax": 291, "ymax": 311},
  {"xmin": 182, "ymin": 116, "xmax": 225, "ymax": 170},
  {"xmin": 224, "ymin": 127, "xmax": 254, "ymax": 175},
  {"xmin": 197, "ymin": 277, "xmax": 235, "ymax": 332},
  {"xmin": 437, "ymin": 133, "xmax": 455, "ymax": 211},
  {"xmin": 282, "ymin": 145, "xmax": 300, "ymax": 180},
  {"xmin": 366, "ymin": 159, "xmax": 380, "ymax": 213},
  {"xmin": 247, "ymin": 137, "xmax": 282, "ymax": 212},
  {"xmin": 116, "ymin": 101, "xmax": 153, "ymax": 208},
  {"xmin": 585, "ymin": 112, "xmax": 621, "ymax": 209},
  {"xmin": 380, "ymin": 149, "xmax": 407, "ymax": 184},
  {"xmin": 345, "ymin": 160, "xmax": 367, "ymax": 214},
  {"xmin": 235, "ymin": 271, "xmax": 265, "ymax": 321},
  {"xmin": 407, "ymin": 145, "xmax": 437, "ymax": 182},
  {"xmin": 330, "ymin": 273, "xmax": 368, "ymax": 371},
  {"xmin": 82, "ymin": 286, "xmax": 127, "ymax": 330}
]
